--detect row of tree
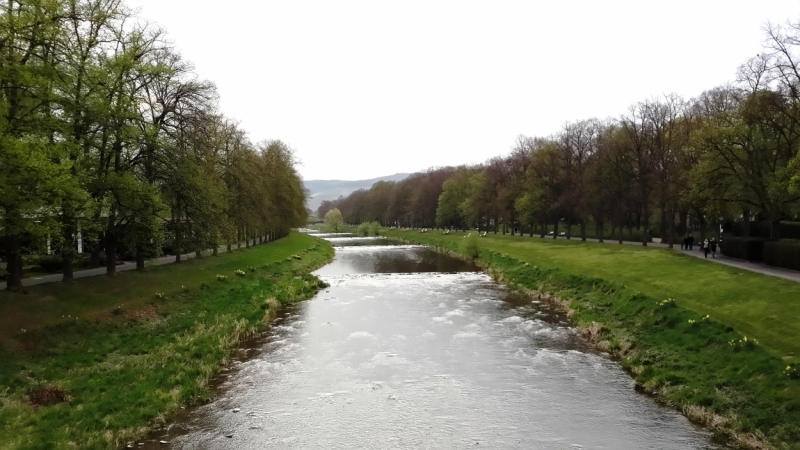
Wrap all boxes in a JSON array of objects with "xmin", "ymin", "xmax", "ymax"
[
  {"xmin": 1, "ymin": 0, "xmax": 308, "ymax": 291},
  {"xmin": 323, "ymin": 21, "xmax": 800, "ymax": 245}
]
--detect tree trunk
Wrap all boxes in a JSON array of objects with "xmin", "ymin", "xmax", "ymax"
[
  {"xmin": 136, "ymin": 244, "xmax": 145, "ymax": 271},
  {"xmin": 679, "ymin": 211, "xmax": 688, "ymax": 236},
  {"xmin": 62, "ymin": 224, "xmax": 75, "ymax": 283},
  {"xmin": 5, "ymin": 234, "xmax": 23, "ymax": 292},
  {"xmin": 770, "ymin": 217, "xmax": 781, "ymax": 240},
  {"xmin": 596, "ymin": 220, "xmax": 604, "ymax": 243},
  {"xmin": 580, "ymin": 220, "xmax": 586, "ymax": 241},
  {"xmin": 566, "ymin": 218, "xmax": 572, "ymax": 240},
  {"xmin": 90, "ymin": 241, "xmax": 101, "ymax": 268},
  {"xmin": 668, "ymin": 209, "xmax": 675, "ymax": 249},
  {"xmin": 699, "ymin": 217, "xmax": 707, "ymax": 243},
  {"xmin": 553, "ymin": 221, "xmax": 559, "ymax": 239},
  {"xmin": 641, "ymin": 206, "xmax": 649, "ymax": 246},
  {"xmin": 105, "ymin": 228, "xmax": 117, "ymax": 276},
  {"xmin": 742, "ymin": 208, "xmax": 751, "ymax": 237}
]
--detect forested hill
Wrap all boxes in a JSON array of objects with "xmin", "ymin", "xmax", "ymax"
[{"xmin": 305, "ymin": 173, "xmax": 410, "ymax": 211}]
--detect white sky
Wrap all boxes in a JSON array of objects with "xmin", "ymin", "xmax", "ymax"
[{"xmin": 126, "ymin": 0, "xmax": 799, "ymax": 181}]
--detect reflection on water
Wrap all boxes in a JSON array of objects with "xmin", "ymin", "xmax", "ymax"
[
  {"xmin": 316, "ymin": 245, "xmax": 479, "ymax": 275},
  {"xmin": 143, "ymin": 234, "xmax": 718, "ymax": 449}
]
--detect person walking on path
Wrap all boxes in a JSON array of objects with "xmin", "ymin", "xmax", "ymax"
[
  {"xmin": 710, "ymin": 237, "xmax": 718, "ymax": 259},
  {"xmin": 688, "ymin": 233, "xmax": 694, "ymax": 250},
  {"xmin": 682, "ymin": 234, "xmax": 688, "ymax": 250},
  {"xmin": 703, "ymin": 239, "xmax": 710, "ymax": 258}
]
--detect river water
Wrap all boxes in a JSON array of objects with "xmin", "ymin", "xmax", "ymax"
[{"xmin": 143, "ymin": 233, "xmax": 717, "ymax": 449}]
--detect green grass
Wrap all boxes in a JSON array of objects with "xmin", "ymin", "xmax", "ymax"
[
  {"xmin": 386, "ymin": 229, "xmax": 800, "ymax": 449},
  {"xmin": 0, "ymin": 233, "xmax": 334, "ymax": 450}
]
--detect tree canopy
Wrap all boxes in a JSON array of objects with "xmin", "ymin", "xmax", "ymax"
[{"xmin": 0, "ymin": 0, "xmax": 308, "ymax": 291}]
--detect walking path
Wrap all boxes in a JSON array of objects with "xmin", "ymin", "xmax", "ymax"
[
  {"xmin": 5, "ymin": 232, "xmax": 800, "ymax": 288},
  {"xmin": 519, "ymin": 233, "xmax": 800, "ymax": 283},
  {"xmin": 0, "ymin": 239, "xmax": 262, "ymax": 290}
]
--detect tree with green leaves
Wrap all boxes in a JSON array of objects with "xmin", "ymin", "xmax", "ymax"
[{"xmin": 324, "ymin": 208, "xmax": 343, "ymax": 232}]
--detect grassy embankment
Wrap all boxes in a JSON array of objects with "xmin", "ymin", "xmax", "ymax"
[
  {"xmin": 0, "ymin": 232, "xmax": 333, "ymax": 450},
  {"xmin": 385, "ymin": 229, "xmax": 800, "ymax": 449}
]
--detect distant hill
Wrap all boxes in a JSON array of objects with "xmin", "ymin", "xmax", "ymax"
[{"xmin": 304, "ymin": 173, "xmax": 411, "ymax": 212}]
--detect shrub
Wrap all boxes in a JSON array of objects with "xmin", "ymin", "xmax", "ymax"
[
  {"xmin": 357, "ymin": 222, "xmax": 370, "ymax": 236},
  {"xmin": 781, "ymin": 222, "xmax": 800, "ymax": 239},
  {"xmin": 38, "ymin": 255, "xmax": 64, "ymax": 272},
  {"xmin": 369, "ymin": 221, "xmax": 380, "ymax": 236},
  {"xmin": 720, "ymin": 236, "xmax": 765, "ymax": 261},
  {"xmin": 0, "ymin": 267, "xmax": 7, "ymax": 280},
  {"xmin": 460, "ymin": 233, "xmax": 480, "ymax": 259},
  {"xmin": 764, "ymin": 239, "xmax": 800, "ymax": 271}
]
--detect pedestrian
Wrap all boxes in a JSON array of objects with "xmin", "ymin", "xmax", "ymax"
[
  {"xmin": 688, "ymin": 233, "xmax": 694, "ymax": 250},
  {"xmin": 681, "ymin": 234, "xmax": 688, "ymax": 250},
  {"xmin": 703, "ymin": 239, "xmax": 710, "ymax": 258},
  {"xmin": 710, "ymin": 237, "xmax": 718, "ymax": 259}
]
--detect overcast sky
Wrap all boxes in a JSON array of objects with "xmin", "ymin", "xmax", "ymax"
[{"xmin": 126, "ymin": 0, "xmax": 799, "ymax": 181}]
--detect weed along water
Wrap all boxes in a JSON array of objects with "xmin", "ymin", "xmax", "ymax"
[{"xmin": 144, "ymin": 234, "xmax": 718, "ymax": 449}]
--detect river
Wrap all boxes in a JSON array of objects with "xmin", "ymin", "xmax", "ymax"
[{"xmin": 142, "ymin": 232, "xmax": 718, "ymax": 449}]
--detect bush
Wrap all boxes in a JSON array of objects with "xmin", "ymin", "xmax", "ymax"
[
  {"xmin": 38, "ymin": 255, "xmax": 64, "ymax": 272},
  {"xmin": 782, "ymin": 222, "xmax": 800, "ymax": 239},
  {"xmin": 0, "ymin": 267, "xmax": 7, "ymax": 280},
  {"xmin": 730, "ymin": 221, "xmax": 800, "ymax": 239},
  {"xmin": 369, "ymin": 221, "xmax": 380, "ymax": 236},
  {"xmin": 460, "ymin": 233, "xmax": 480, "ymax": 259},
  {"xmin": 357, "ymin": 222, "xmax": 370, "ymax": 237},
  {"xmin": 764, "ymin": 240, "xmax": 800, "ymax": 271},
  {"xmin": 721, "ymin": 236, "xmax": 765, "ymax": 261}
]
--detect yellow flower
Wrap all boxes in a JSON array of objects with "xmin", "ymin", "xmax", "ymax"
[
  {"xmin": 743, "ymin": 336, "xmax": 748, "ymax": 342},
  {"xmin": 787, "ymin": 366, "xmax": 792, "ymax": 371}
]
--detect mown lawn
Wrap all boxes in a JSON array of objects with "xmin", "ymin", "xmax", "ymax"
[{"xmin": 0, "ymin": 233, "xmax": 334, "ymax": 450}]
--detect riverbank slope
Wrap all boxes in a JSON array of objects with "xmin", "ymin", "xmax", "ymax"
[
  {"xmin": 0, "ymin": 233, "xmax": 334, "ymax": 450},
  {"xmin": 385, "ymin": 229, "xmax": 800, "ymax": 449}
]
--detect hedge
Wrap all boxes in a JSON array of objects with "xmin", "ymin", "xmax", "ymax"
[
  {"xmin": 721, "ymin": 236, "xmax": 765, "ymax": 261},
  {"xmin": 729, "ymin": 221, "xmax": 800, "ymax": 239},
  {"xmin": 764, "ymin": 240, "xmax": 800, "ymax": 271}
]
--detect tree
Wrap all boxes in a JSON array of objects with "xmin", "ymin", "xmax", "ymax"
[{"xmin": 324, "ymin": 208, "xmax": 343, "ymax": 232}]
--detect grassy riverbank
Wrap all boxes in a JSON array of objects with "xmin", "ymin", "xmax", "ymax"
[
  {"xmin": 385, "ymin": 229, "xmax": 800, "ymax": 449},
  {"xmin": 0, "ymin": 233, "xmax": 334, "ymax": 450}
]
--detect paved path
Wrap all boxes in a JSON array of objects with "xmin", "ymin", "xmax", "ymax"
[
  {"xmin": 0, "ymin": 239, "xmax": 262, "ymax": 290},
  {"xmin": 512, "ymin": 233, "xmax": 800, "ymax": 283}
]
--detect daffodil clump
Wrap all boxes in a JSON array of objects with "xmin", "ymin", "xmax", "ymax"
[
  {"xmin": 728, "ymin": 335, "xmax": 759, "ymax": 348},
  {"xmin": 216, "ymin": 275, "xmax": 228, "ymax": 281},
  {"xmin": 234, "ymin": 269, "xmax": 246, "ymax": 277},
  {"xmin": 657, "ymin": 298, "xmax": 675, "ymax": 307},
  {"xmin": 785, "ymin": 365, "xmax": 799, "ymax": 379},
  {"xmin": 686, "ymin": 313, "xmax": 710, "ymax": 324},
  {"xmin": 292, "ymin": 255, "xmax": 302, "ymax": 260},
  {"xmin": 154, "ymin": 293, "xmax": 165, "ymax": 299}
]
